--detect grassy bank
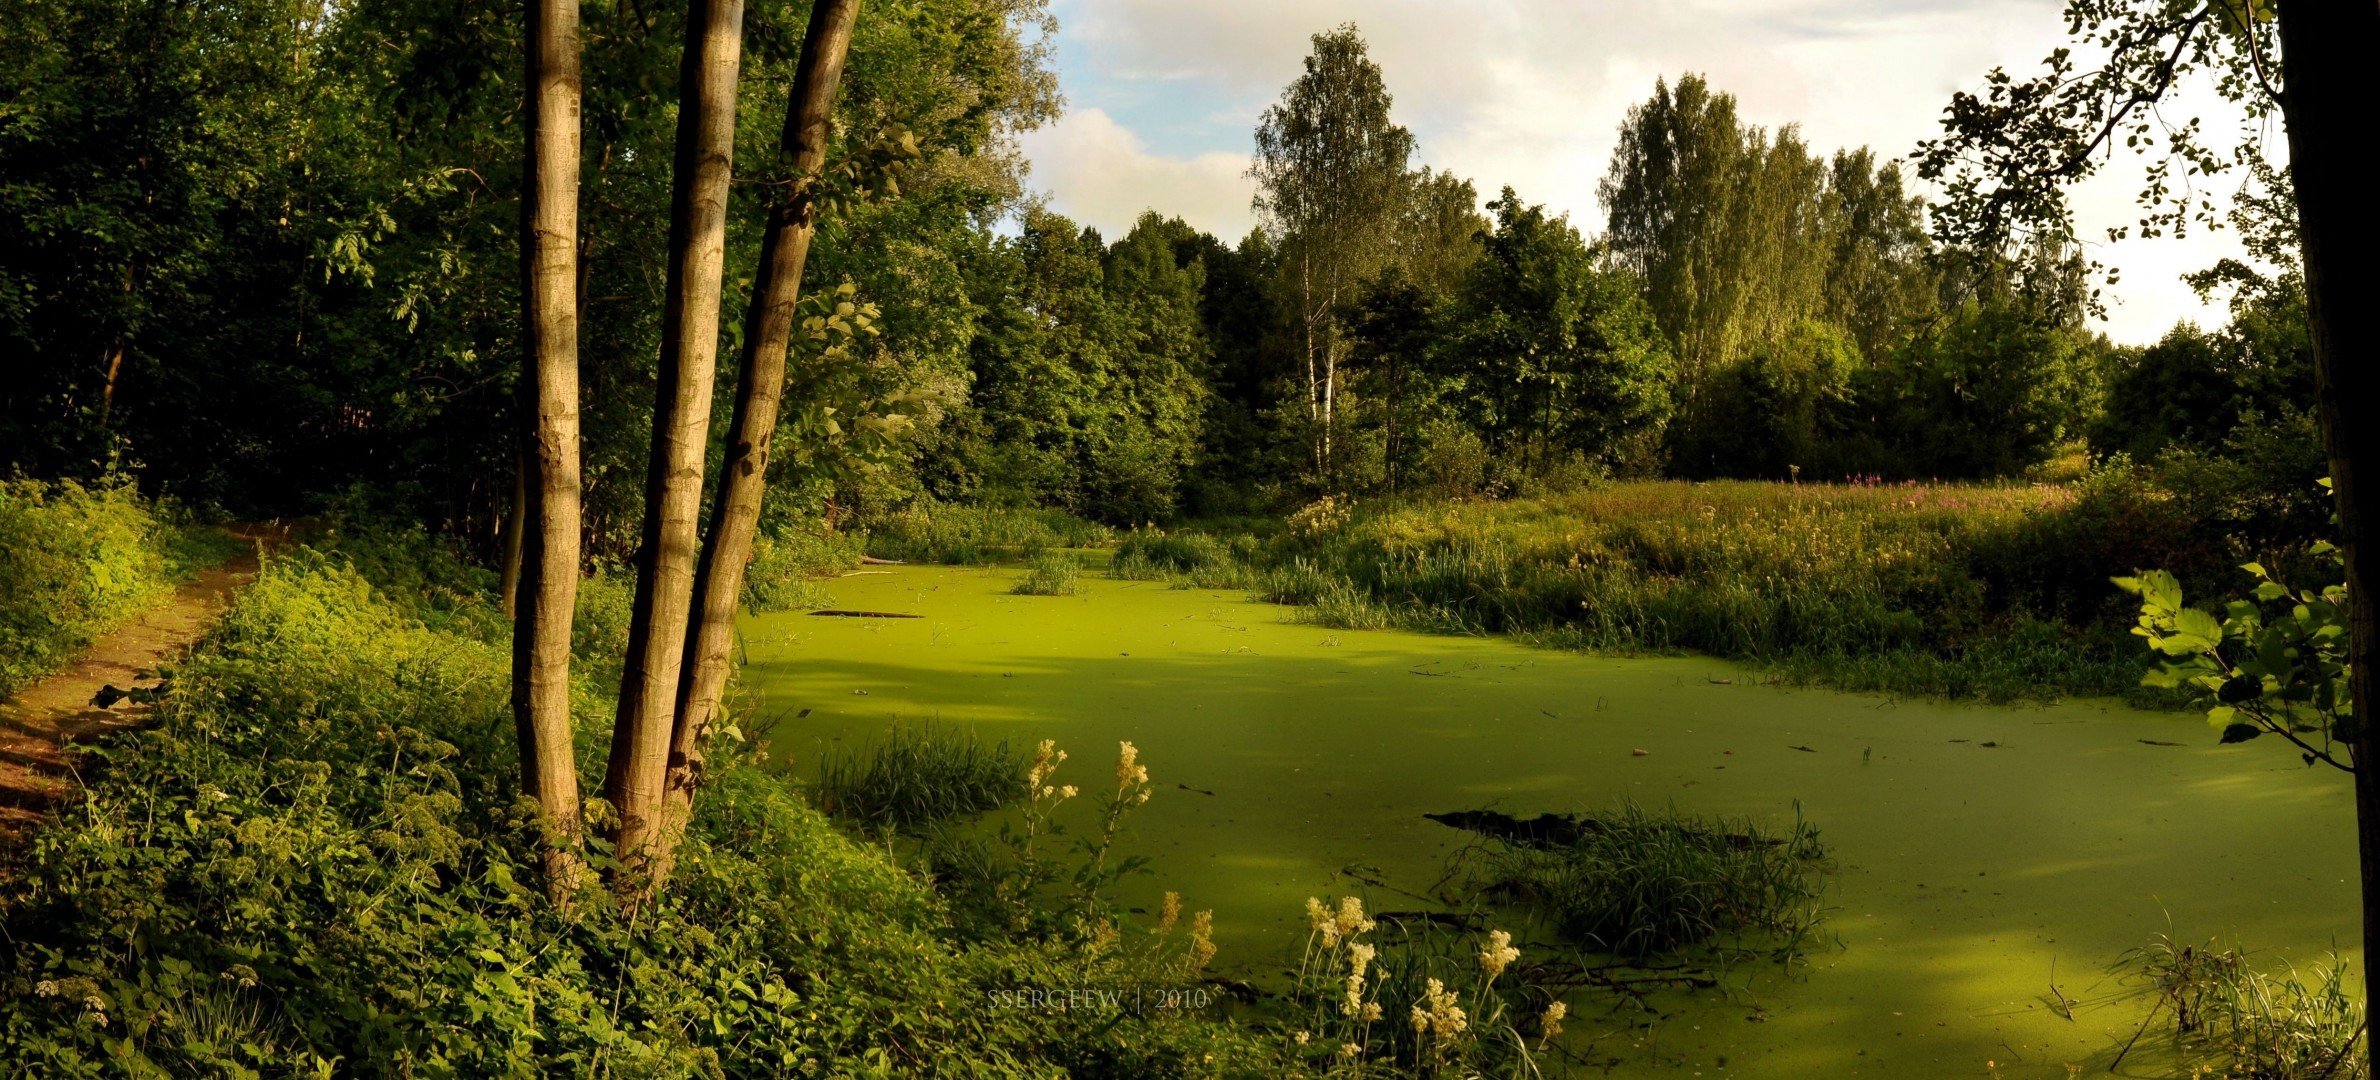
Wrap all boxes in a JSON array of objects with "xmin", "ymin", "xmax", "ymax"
[
  {"xmin": 0, "ymin": 480, "xmax": 230, "ymax": 699},
  {"xmin": 1113, "ymin": 476, "xmax": 2241, "ymax": 705},
  {"xmin": 0, "ymin": 537, "xmax": 1266, "ymax": 1076}
]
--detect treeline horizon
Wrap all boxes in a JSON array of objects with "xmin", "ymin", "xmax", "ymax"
[{"xmin": 2, "ymin": 8, "xmax": 2315, "ymax": 550}]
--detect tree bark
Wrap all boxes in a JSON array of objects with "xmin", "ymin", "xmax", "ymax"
[
  {"xmin": 500, "ymin": 445, "xmax": 527, "ymax": 620},
  {"xmin": 605, "ymin": 0, "xmax": 747, "ymax": 880},
  {"xmin": 656, "ymin": 0, "xmax": 863, "ymax": 884},
  {"xmin": 514, "ymin": 0, "xmax": 587, "ymax": 897},
  {"xmin": 2276, "ymin": 0, "xmax": 2380, "ymax": 1064}
]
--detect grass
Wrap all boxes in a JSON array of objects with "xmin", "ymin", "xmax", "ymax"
[
  {"xmin": 0, "ymin": 533, "xmax": 1270, "ymax": 1076},
  {"xmin": 2116, "ymin": 931, "xmax": 2368, "ymax": 1078},
  {"xmin": 861, "ymin": 502, "xmax": 1109, "ymax": 565},
  {"xmin": 0, "ymin": 478, "xmax": 223, "ymax": 698},
  {"xmin": 741, "ymin": 523, "xmax": 864, "ymax": 612},
  {"xmin": 1457, "ymin": 800, "xmax": 1830, "ymax": 961},
  {"xmin": 1010, "ymin": 551, "xmax": 1086, "ymax": 596},
  {"xmin": 810, "ymin": 721, "xmax": 1025, "ymax": 830},
  {"xmin": 1115, "ymin": 477, "xmax": 2235, "ymax": 704}
]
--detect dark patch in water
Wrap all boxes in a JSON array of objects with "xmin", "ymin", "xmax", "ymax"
[
  {"xmin": 808, "ymin": 610, "xmax": 923, "ymax": 619},
  {"xmin": 1425, "ymin": 808, "xmax": 1780, "ymax": 851}
]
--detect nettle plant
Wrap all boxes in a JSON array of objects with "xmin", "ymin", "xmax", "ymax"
[{"xmin": 2117, "ymin": 481, "xmax": 2353, "ymax": 768}]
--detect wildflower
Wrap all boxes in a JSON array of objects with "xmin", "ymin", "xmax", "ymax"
[
  {"xmin": 1295, "ymin": 1030, "xmax": 1311, "ymax": 1046},
  {"xmin": 1410, "ymin": 1005, "xmax": 1430, "ymax": 1033},
  {"xmin": 1188, "ymin": 909, "xmax": 1216, "ymax": 970},
  {"xmin": 1332, "ymin": 895, "xmax": 1374, "ymax": 940},
  {"xmin": 1305, "ymin": 896, "xmax": 1331, "ymax": 934},
  {"xmin": 1059, "ymin": 785, "xmax": 1077, "ymax": 799},
  {"xmin": 1337, "ymin": 1042, "xmax": 1360, "ymax": 1059},
  {"xmin": 1360, "ymin": 1001, "xmax": 1383, "ymax": 1022},
  {"xmin": 1540, "ymin": 1000, "xmax": 1567, "ymax": 1043},
  {"xmin": 1478, "ymin": 928, "xmax": 1520, "ymax": 979},
  {"xmin": 1158, "ymin": 891, "xmax": 1182, "ymax": 934},
  {"xmin": 1347, "ymin": 942, "xmax": 1375, "ymax": 977},
  {"xmin": 1027, "ymin": 739, "xmax": 1068, "ymax": 789},
  {"xmin": 1116, "ymin": 741, "xmax": 1149, "ymax": 787},
  {"xmin": 34, "ymin": 980, "xmax": 57, "ymax": 998},
  {"xmin": 1419, "ymin": 978, "xmax": 1467, "ymax": 1039}
]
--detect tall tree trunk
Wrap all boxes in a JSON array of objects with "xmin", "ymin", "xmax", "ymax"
[
  {"xmin": 605, "ymin": 0, "xmax": 747, "ymax": 880},
  {"xmin": 500, "ymin": 445, "xmax": 527, "ymax": 620},
  {"xmin": 2276, "ymin": 1, "xmax": 2380, "ymax": 1065},
  {"xmin": 514, "ymin": 0, "xmax": 587, "ymax": 897},
  {"xmin": 657, "ymin": 0, "xmax": 863, "ymax": 885}
]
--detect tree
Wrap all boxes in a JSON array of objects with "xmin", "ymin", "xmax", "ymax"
[
  {"xmin": 1250, "ymin": 24, "xmax": 1413, "ymax": 482},
  {"xmin": 662, "ymin": 0, "xmax": 866, "ymax": 887},
  {"xmin": 1915, "ymin": 0, "xmax": 2379, "ymax": 1052},
  {"xmin": 1441, "ymin": 189, "xmax": 1672, "ymax": 474},
  {"xmin": 513, "ymin": 0, "xmax": 587, "ymax": 895},
  {"xmin": 603, "ymin": 0, "xmax": 746, "ymax": 881}
]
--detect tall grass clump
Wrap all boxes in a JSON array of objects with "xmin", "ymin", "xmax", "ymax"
[
  {"xmin": 0, "ymin": 550, "xmax": 1268, "ymax": 1075},
  {"xmin": 1464, "ymin": 801, "xmax": 1828, "ymax": 961},
  {"xmin": 861, "ymin": 501, "xmax": 1108, "ymax": 564},
  {"xmin": 2116, "ymin": 932, "xmax": 2367, "ymax": 1079},
  {"xmin": 1011, "ymin": 551, "xmax": 1086, "ymax": 596},
  {"xmin": 0, "ymin": 479, "xmax": 187, "ymax": 697},
  {"xmin": 811, "ymin": 721, "xmax": 1025, "ymax": 830}
]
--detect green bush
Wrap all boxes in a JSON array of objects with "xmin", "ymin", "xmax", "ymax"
[
  {"xmin": 0, "ymin": 479, "xmax": 185, "ymax": 697},
  {"xmin": 0, "ymin": 553, "xmax": 1268, "ymax": 1076}
]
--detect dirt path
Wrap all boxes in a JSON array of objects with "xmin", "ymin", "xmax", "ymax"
[{"xmin": 0, "ymin": 524, "xmax": 291, "ymax": 838}]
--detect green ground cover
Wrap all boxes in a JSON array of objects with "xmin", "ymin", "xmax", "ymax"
[
  {"xmin": 0, "ymin": 479, "xmax": 234, "ymax": 699},
  {"xmin": 0, "ymin": 539, "xmax": 1270, "ymax": 1077}
]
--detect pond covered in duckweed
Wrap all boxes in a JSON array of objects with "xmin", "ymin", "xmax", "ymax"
[{"xmin": 744, "ymin": 564, "xmax": 2357, "ymax": 1078}]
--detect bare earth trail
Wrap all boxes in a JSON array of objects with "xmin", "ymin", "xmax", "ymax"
[{"xmin": 0, "ymin": 523, "xmax": 290, "ymax": 838}]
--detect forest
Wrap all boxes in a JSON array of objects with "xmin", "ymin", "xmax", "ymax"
[{"xmin": 1, "ymin": 1, "xmax": 2374, "ymax": 1077}]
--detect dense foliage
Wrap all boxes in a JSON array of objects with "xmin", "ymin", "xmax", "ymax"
[
  {"xmin": 0, "ymin": 480, "xmax": 208, "ymax": 698},
  {"xmin": 0, "ymin": 542, "xmax": 1265, "ymax": 1076}
]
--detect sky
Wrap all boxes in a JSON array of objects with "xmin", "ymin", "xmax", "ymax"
[{"xmin": 1014, "ymin": 0, "xmax": 2278, "ymax": 346}]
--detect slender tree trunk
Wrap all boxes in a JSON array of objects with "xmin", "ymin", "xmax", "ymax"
[
  {"xmin": 514, "ymin": 0, "xmax": 587, "ymax": 897},
  {"xmin": 2276, "ymin": 1, "xmax": 2380, "ymax": 1065},
  {"xmin": 657, "ymin": 0, "xmax": 863, "ymax": 884},
  {"xmin": 500, "ymin": 445, "xmax": 527, "ymax": 619},
  {"xmin": 605, "ymin": 0, "xmax": 746, "ymax": 880}
]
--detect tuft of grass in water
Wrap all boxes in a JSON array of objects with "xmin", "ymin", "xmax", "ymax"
[
  {"xmin": 2115, "ymin": 932, "xmax": 2368, "ymax": 1079},
  {"xmin": 811, "ymin": 721, "xmax": 1026, "ymax": 830},
  {"xmin": 1467, "ymin": 801, "xmax": 1828, "ymax": 961},
  {"xmin": 1010, "ymin": 552, "xmax": 1086, "ymax": 596}
]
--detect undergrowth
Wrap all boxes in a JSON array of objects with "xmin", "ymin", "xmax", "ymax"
[
  {"xmin": 1111, "ymin": 478, "xmax": 2247, "ymax": 705},
  {"xmin": 862, "ymin": 503, "xmax": 1109, "ymax": 565},
  {"xmin": 0, "ymin": 535, "xmax": 1268, "ymax": 1076},
  {"xmin": 0, "ymin": 479, "xmax": 226, "ymax": 698}
]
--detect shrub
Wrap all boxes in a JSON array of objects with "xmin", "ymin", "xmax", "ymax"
[
  {"xmin": 811, "ymin": 722, "xmax": 1025, "ymax": 831},
  {"xmin": 2116, "ymin": 932, "xmax": 2366, "ymax": 1079}
]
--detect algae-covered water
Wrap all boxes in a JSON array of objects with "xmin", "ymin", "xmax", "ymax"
[{"xmin": 743, "ymin": 565, "xmax": 2358, "ymax": 1078}]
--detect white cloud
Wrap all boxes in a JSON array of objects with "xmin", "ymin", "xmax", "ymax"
[
  {"xmin": 1036, "ymin": 0, "xmax": 2263, "ymax": 341},
  {"xmin": 1016, "ymin": 108, "xmax": 1259, "ymax": 241}
]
